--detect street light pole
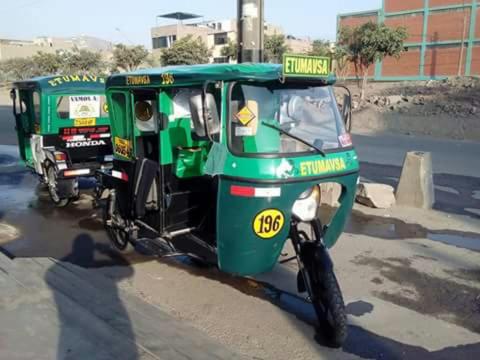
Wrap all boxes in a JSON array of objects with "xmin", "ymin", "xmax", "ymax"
[{"xmin": 237, "ymin": 0, "xmax": 264, "ymax": 63}]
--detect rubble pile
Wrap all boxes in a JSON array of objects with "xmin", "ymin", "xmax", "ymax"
[{"xmin": 348, "ymin": 76, "xmax": 480, "ymax": 118}]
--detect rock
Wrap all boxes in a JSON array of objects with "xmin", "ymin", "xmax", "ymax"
[
  {"xmin": 356, "ymin": 183, "xmax": 396, "ymax": 209},
  {"xmin": 387, "ymin": 95, "xmax": 403, "ymax": 105},
  {"xmin": 396, "ymin": 152, "xmax": 435, "ymax": 209},
  {"xmin": 413, "ymin": 96, "xmax": 425, "ymax": 105},
  {"xmin": 319, "ymin": 183, "xmax": 342, "ymax": 207}
]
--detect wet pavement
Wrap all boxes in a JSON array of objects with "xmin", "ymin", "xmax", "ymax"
[
  {"xmin": 0, "ymin": 144, "xmax": 139, "ymax": 267},
  {"xmin": 1, "ymin": 127, "xmax": 480, "ymax": 359}
]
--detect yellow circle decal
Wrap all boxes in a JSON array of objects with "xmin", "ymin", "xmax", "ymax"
[
  {"xmin": 253, "ymin": 209, "xmax": 285, "ymax": 239},
  {"xmin": 103, "ymin": 103, "xmax": 109, "ymax": 113}
]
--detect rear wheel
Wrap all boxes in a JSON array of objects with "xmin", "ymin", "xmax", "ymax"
[
  {"xmin": 103, "ymin": 193, "xmax": 133, "ymax": 252},
  {"xmin": 46, "ymin": 163, "xmax": 70, "ymax": 207}
]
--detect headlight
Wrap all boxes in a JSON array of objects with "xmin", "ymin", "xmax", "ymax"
[
  {"xmin": 292, "ymin": 186, "xmax": 320, "ymax": 222},
  {"xmin": 298, "ymin": 187, "xmax": 313, "ymax": 199}
]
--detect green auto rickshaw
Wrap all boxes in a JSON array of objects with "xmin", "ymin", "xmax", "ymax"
[
  {"xmin": 10, "ymin": 75, "xmax": 113, "ymax": 206},
  {"xmin": 98, "ymin": 55, "xmax": 359, "ymax": 347}
]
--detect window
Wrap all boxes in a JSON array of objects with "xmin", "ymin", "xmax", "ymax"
[
  {"xmin": 213, "ymin": 56, "xmax": 228, "ymax": 63},
  {"xmin": 229, "ymin": 83, "xmax": 346, "ymax": 156},
  {"xmin": 111, "ymin": 92, "xmax": 131, "ymax": 139},
  {"xmin": 56, "ymin": 96, "xmax": 69, "ymax": 119},
  {"xmin": 33, "ymin": 92, "xmax": 41, "ymax": 125},
  {"xmin": 55, "ymin": 95, "xmax": 106, "ymax": 119},
  {"xmin": 214, "ymin": 32, "xmax": 228, "ymax": 45},
  {"xmin": 152, "ymin": 35, "xmax": 176, "ymax": 49}
]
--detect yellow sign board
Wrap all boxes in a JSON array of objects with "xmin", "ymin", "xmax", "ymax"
[
  {"xmin": 283, "ymin": 54, "xmax": 331, "ymax": 78},
  {"xmin": 114, "ymin": 137, "xmax": 132, "ymax": 158},
  {"xmin": 235, "ymin": 106, "xmax": 256, "ymax": 126},
  {"xmin": 74, "ymin": 118, "xmax": 96, "ymax": 127},
  {"xmin": 253, "ymin": 209, "xmax": 285, "ymax": 239}
]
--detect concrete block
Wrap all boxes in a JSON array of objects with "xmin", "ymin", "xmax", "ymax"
[
  {"xmin": 356, "ymin": 183, "xmax": 396, "ymax": 209},
  {"xmin": 319, "ymin": 182, "xmax": 342, "ymax": 207},
  {"xmin": 396, "ymin": 151, "xmax": 435, "ymax": 209}
]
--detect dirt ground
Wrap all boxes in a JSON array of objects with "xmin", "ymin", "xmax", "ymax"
[
  {"xmin": 337, "ymin": 78, "xmax": 480, "ymax": 141},
  {"xmin": 94, "ymin": 204, "xmax": 480, "ymax": 360}
]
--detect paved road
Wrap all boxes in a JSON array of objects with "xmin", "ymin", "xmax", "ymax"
[
  {"xmin": 353, "ymin": 132, "xmax": 480, "ymax": 177},
  {"xmin": 353, "ymin": 132, "xmax": 480, "ymax": 219},
  {"xmin": 0, "ymin": 101, "xmax": 16, "ymax": 145},
  {"xmin": 1, "ymin": 98, "xmax": 479, "ymax": 359}
]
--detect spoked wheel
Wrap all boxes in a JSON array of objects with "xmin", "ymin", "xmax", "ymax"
[
  {"xmin": 307, "ymin": 257, "xmax": 347, "ymax": 348},
  {"xmin": 46, "ymin": 163, "xmax": 70, "ymax": 207},
  {"xmin": 292, "ymin": 220, "xmax": 348, "ymax": 348},
  {"xmin": 103, "ymin": 192, "xmax": 133, "ymax": 252}
]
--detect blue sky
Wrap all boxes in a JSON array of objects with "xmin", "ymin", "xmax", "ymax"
[{"xmin": 0, "ymin": 0, "xmax": 380, "ymax": 48}]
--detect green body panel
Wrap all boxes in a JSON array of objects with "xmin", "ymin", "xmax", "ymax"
[
  {"xmin": 217, "ymin": 171, "xmax": 358, "ymax": 276},
  {"xmin": 222, "ymin": 150, "xmax": 359, "ymax": 180},
  {"xmin": 167, "ymin": 118, "xmax": 209, "ymax": 178}
]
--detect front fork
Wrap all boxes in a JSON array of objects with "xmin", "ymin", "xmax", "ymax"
[{"xmin": 290, "ymin": 218, "xmax": 333, "ymax": 299}]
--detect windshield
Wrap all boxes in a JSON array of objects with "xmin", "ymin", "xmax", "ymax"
[{"xmin": 229, "ymin": 83, "xmax": 347, "ymax": 156}]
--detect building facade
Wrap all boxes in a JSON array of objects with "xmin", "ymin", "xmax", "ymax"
[
  {"xmin": 0, "ymin": 36, "xmax": 112, "ymax": 61},
  {"xmin": 151, "ymin": 18, "xmax": 311, "ymax": 63},
  {"xmin": 338, "ymin": 0, "xmax": 480, "ymax": 80}
]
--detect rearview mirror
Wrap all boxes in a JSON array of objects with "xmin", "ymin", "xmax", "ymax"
[
  {"xmin": 189, "ymin": 93, "xmax": 220, "ymax": 138},
  {"xmin": 10, "ymin": 89, "xmax": 17, "ymax": 116},
  {"xmin": 341, "ymin": 93, "xmax": 352, "ymax": 132},
  {"xmin": 134, "ymin": 101, "xmax": 154, "ymax": 122}
]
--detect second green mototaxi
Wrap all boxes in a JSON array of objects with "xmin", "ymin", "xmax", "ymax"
[{"xmin": 10, "ymin": 75, "xmax": 113, "ymax": 206}]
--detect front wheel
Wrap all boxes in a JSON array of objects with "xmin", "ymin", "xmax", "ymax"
[
  {"xmin": 292, "ymin": 221, "xmax": 347, "ymax": 348},
  {"xmin": 310, "ymin": 266, "xmax": 347, "ymax": 348}
]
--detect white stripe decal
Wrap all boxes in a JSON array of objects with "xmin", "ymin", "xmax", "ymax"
[
  {"xmin": 254, "ymin": 188, "xmax": 281, "ymax": 198},
  {"xmin": 112, "ymin": 170, "xmax": 122, "ymax": 179}
]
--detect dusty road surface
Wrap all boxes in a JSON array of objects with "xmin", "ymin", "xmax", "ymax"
[{"xmin": 1, "ymin": 90, "xmax": 480, "ymax": 359}]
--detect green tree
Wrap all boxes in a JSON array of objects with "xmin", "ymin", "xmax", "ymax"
[
  {"xmin": 0, "ymin": 57, "xmax": 38, "ymax": 81},
  {"xmin": 221, "ymin": 39, "xmax": 238, "ymax": 62},
  {"xmin": 32, "ymin": 51, "xmax": 65, "ymax": 75},
  {"xmin": 330, "ymin": 45, "xmax": 350, "ymax": 79},
  {"xmin": 264, "ymin": 34, "xmax": 290, "ymax": 63},
  {"xmin": 62, "ymin": 47, "xmax": 106, "ymax": 74},
  {"xmin": 160, "ymin": 35, "xmax": 211, "ymax": 66},
  {"xmin": 309, "ymin": 39, "xmax": 332, "ymax": 57},
  {"xmin": 112, "ymin": 44, "xmax": 149, "ymax": 72},
  {"xmin": 338, "ymin": 22, "xmax": 408, "ymax": 100}
]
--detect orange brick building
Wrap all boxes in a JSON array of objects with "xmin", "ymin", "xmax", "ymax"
[{"xmin": 338, "ymin": 0, "xmax": 480, "ymax": 80}]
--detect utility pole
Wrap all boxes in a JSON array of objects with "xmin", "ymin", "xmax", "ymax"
[{"xmin": 237, "ymin": 0, "xmax": 264, "ymax": 63}]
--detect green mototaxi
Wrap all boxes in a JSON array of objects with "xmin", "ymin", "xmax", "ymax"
[
  {"xmin": 98, "ymin": 58, "xmax": 359, "ymax": 347},
  {"xmin": 10, "ymin": 75, "xmax": 112, "ymax": 206}
]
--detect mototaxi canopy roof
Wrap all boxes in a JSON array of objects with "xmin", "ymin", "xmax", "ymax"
[
  {"xmin": 106, "ymin": 63, "xmax": 336, "ymax": 89},
  {"xmin": 12, "ymin": 74, "xmax": 106, "ymax": 95}
]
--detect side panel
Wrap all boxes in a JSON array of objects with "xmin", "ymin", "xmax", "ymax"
[{"xmin": 216, "ymin": 172, "xmax": 358, "ymax": 276}]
